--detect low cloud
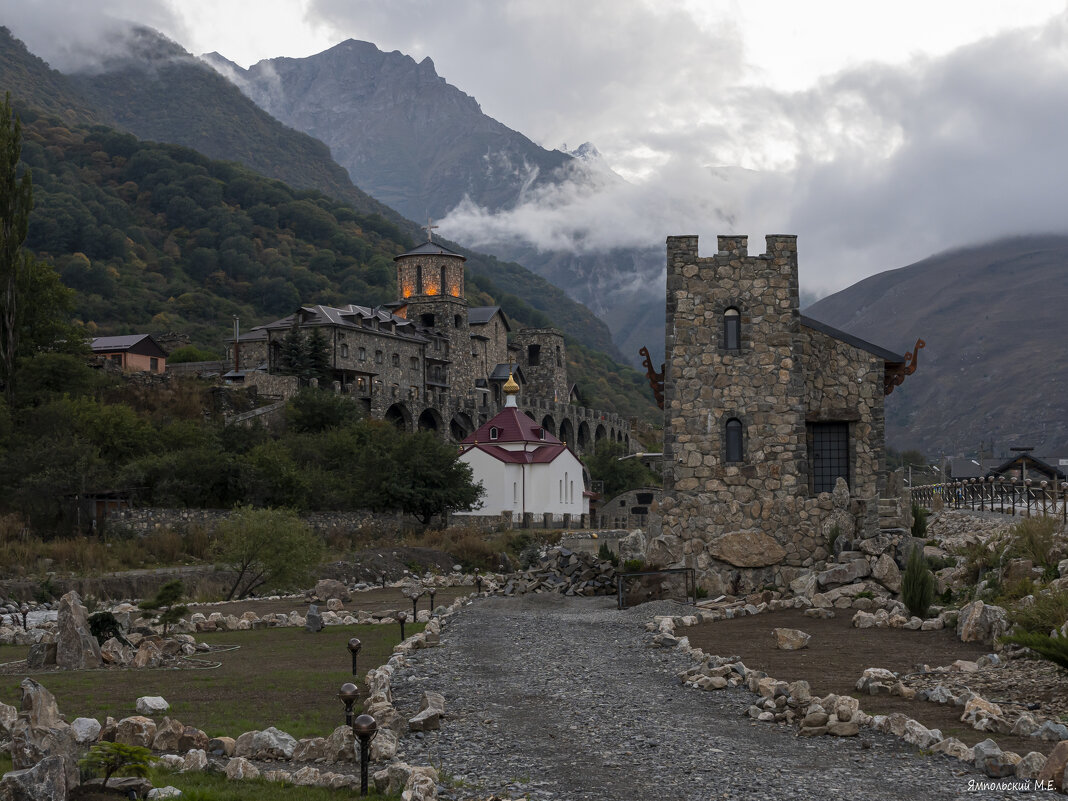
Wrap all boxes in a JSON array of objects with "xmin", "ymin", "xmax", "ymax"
[
  {"xmin": 436, "ymin": 10, "xmax": 1068, "ymax": 297},
  {"xmin": 1, "ymin": 0, "xmax": 187, "ymax": 72}
]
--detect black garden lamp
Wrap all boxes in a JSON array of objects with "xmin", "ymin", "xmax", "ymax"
[
  {"xmin": 339, "ymin": 682, "xmax": 359, "ymax": 727},
  {"xmin": 19, "ymin": 603, "xmax": 28, "ymax": 630},
  {"xmin": 379, "ymin": 573, "xmax": 387, "ymax": 589},
  {"xmin": 396, "ymin": 610, "xmax": 407, "ymax": 641},
  {"xmin": 410, "ymin": 589, "xmax": 423, "ymax": 620},
  {"xmin": 429, "ymin": 588, "xmax": 436, "ymax": 611},
  {"xmin": 347, "ymin": 637, "xmax": 362, "ymax": 676},
  {"xmin": 352, "ymin": 713, "xmax": 378, "ymax": 796},
  {"xmin": 475, "ymin": 571, "xmax": 483, "ymax": 594}
]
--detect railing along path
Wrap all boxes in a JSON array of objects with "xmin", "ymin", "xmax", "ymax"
[{"xmin": 910, "ymin": 477, "xmax": 1068, "ymax": 522}]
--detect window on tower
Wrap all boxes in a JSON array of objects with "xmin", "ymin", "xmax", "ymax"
[
  {"xmin": 725, "ymin": 418, "xmax": 744, "ymax": 462},
  {"xmin": 724, "ymin": 308, "xmax": 741, "ymax": 351},
  {"xmin": 528, "ymin": 344, "xmax": 541, "ymax": 366}
]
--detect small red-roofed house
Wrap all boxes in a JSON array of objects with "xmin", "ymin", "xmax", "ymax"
[{"xmin": 455, "ymin": 377, "xmax": 589, "ymax": 518}]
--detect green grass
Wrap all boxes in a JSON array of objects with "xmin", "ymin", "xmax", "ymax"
[
  {"xmin": 0, "ymin": 623, "xmax": 422, "ymax": 740},
  {"xmin": 147, "ymin": 767, "xmax": 395, "ymax": 800}
]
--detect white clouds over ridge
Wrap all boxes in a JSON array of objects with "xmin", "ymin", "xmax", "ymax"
[{"xmin": 5, "ymin": 0, "xmax": 1068, "ymax": 295}]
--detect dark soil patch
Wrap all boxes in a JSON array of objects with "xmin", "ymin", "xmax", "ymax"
[{"xmin": 685, "ymin": 608, "xmax": 1056, "ymax": 757}]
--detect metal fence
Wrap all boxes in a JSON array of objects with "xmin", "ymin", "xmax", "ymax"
[{"xmin": 911, "ymin": 478, "xmax": 1068, "ymax": 522}]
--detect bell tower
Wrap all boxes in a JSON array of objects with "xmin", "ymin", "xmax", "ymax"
[{"xmin": 393, "ymin": 227, "xmax": 471, "ymax": 388}]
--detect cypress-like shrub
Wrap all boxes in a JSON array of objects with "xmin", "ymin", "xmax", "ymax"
[{"xmin": 901, "ymin": 545, "xmax": 935, "ymax": 619}]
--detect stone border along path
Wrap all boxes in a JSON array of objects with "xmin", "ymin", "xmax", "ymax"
[{"xmin": 390, "ymin": 594, "xmax": 1027, "ymax": 801}]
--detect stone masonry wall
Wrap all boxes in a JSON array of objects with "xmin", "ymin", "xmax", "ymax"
[
  {"xmin": 656, "ymin": 234, "xmax": 887, "ymax": 595},
  {"xmin": 799, "ymin": 326, "xmax": 886, "ymax": 536}
]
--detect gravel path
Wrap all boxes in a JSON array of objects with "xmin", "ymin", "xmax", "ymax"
[{"xmin": 391, "ymin": 595, "xmax": 1028, "ymax": 800}]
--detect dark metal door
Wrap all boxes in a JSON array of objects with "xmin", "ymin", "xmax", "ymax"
[{"xmin": 811, "ymin": 422, "xmax": 849, "ymax": 494}]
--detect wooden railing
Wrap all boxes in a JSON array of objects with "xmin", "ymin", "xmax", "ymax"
[{"xmin": 911, "ymin": 478, "xmax": 1068, "ymax": 522}]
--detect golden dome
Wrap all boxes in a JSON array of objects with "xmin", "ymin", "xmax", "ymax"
[{"xmin": 503, "ymin": 368, "xmax": 519, "ymax": 395}]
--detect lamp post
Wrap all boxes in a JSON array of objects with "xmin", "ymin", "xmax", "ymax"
[
  {"xmin": 339, "ymin": 682, "xmax": 359, "ymax": 727},
  {"xmin": 379, "ymin": 573, "xmax": 387, "ymax": 589},
  {"xmin": 347, "ymin": 637, "xmax": 362, "ymax": 677},
  {"xmin": 410, "ymin": 590, "xmax": 422, "ymax": 621},
  {"xmin": 20, "ymin": 604, "xmax": 28, "ymax": 631},
  {"xmin": 475, "ymin": 571, "xmax": 483, "ymax": 594},
  {"xmin": 428, "ymin": 589, "xmax": 436, "ymax": 611},
  {"xmin": 352, "ymin": 713, "xmax": 378, "ymax": 796},
  {"xmin": 396, "ymin": 611, "xmax": 407, "ymax": 642}
]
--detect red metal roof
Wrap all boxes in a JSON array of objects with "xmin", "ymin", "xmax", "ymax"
[
  {"xmin": 462, "ymin": 407, "xmax": 562, "ymax": 446},
  {"xmin": 461, "ymin": 443, "xmax": 569, "ymax": 464}
]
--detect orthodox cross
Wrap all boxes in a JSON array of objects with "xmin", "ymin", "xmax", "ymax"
[{"xmin": 422, "ymin": 217, "xmax": 439, "ymax": 243}]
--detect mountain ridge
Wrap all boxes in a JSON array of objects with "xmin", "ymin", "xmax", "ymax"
[{"xmin": 805, "ymin": 233, "xmax": 1068, "ymax": 455}]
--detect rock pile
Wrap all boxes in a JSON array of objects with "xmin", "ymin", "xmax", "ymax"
[{"xmin": 498, "ymin": 548, "xmax": 616, "ymax": 597}]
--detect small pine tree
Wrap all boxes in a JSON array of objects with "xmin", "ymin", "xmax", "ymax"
[
  {"xmin": 901, "ymin": 546, "xmax": 935, "ymax": 619},
  {"xmin": 137, "ymin": 579, "xmax": 188, "ymax": 636},
  {"xmin": 79, "ymin": 741, "xmax": 154, "ymax": 789}
]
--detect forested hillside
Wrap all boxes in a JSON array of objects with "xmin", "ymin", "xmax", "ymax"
[{"xmin": 17, "ymin": 112, "xmax": 659, "ymax": 421}]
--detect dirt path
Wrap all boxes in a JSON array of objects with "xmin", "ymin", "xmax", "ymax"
[{"xmin": 391, "ymin": 596, "xmax": 1014, "ymax": 801}]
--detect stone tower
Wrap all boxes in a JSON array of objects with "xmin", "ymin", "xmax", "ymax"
[
  {"xmin": 394, "ymin": 240, "xmax": 475, "ymax": 388},
  {"xmin": 660, "ymin": 234, "xmax": 810, "ymax": 592},
  {"xmin": 513, "ymin": 328, "xmax": 569, "ymax": 402}
]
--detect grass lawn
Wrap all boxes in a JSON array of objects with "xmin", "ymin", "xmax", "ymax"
[
  {"xmin": 145, "ymin": 767, "xmax": 395, "ymax": 800},
  {"xmin": 0, "ymin": 623, "xmax": 421, "ymax": 740}
]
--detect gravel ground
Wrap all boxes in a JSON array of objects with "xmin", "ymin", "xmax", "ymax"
[{"xmin": 391, "ymin": 595, "xmax": 1030, "ymax": 801}]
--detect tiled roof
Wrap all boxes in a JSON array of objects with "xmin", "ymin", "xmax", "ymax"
[
  {"xmin": 244, "ymin": 304, "xmax": 432, "ymax": 343},
  {"xmin": 91, "ymin": 334, "xmax": 152, "ymax": 351},
  {"xmin": 462, "ymin": 406, "xmax": 561, "ymax": 446},
  {"xmin": 463, "ymin": 443, "xmax": 568, "ymax": 464},
  {"xmin": 468, "ymin": 306, "xmax": 510, "ymax": 330},
  {"xmin": 393, "ymin": 241, "xmax": 466, "ymax": 260}
]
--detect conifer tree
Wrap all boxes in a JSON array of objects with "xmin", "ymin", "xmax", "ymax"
[
  {"xmin": 278, "ymin": 319, "xmax": 305, "ymax": 376},
  {"xmin": 305, "ymin": 326, "xmax": 332, "ymax": 384},
  {"xmin": 0, "ymin": 93, "xmax": 35, "ymax": 403}
]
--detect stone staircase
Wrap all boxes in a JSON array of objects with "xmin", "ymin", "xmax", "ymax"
[{"xmin": 878, "ymin": 498, "xmax": 902, "ymax": 530}]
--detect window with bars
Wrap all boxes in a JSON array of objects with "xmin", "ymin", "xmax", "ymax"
[{"xmin": 809, "ymin": 422, "xmax": 850, "ymax": 494}]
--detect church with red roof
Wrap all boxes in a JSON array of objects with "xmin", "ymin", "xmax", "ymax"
[{"xmin": 454, "ymin": 371, "xmax": 590, "ymax": 519}]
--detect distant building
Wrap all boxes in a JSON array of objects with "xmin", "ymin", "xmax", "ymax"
[
  {"xmin": 227, "ymin": 236, "xmax": 630, "ymax": 450},
  {"xmin": 90, "ymin": 334, "xmax": 167, "ymax": 373},
  {"xmin": 455, "ymin": 372, "xmax": 590, "ymax": 519}
]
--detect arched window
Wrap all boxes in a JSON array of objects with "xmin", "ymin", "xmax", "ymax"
[
  {"xmin": 724, "ymin": 308, "xmax": 741, "ymax": 350},
  {"xmin": 489, "ymin": 427, "xmax": 499, "ymax": 441},
  {"xmin": 440, "ymin": 265, "xmax": 447, "ymax": 295},
  {"xmin": 725, "ymin": 418, "xmax": 743, "ymax": 463},
  {"xmin": 416, "ymin": 265, "xmax": 423, "ymax": 294}
]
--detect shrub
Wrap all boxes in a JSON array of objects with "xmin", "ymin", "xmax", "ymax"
[
  {"xmin": 167, "ymin": 345, "xmax": 219, "ymax": 364},
  {"xmin": 1005, "ymin": 516, "xmax": 1057, "ymax": 567},
  {"xmin": 901, "ymin": 546, "xmax": 935, "ymax": 619},
  {"xmin": 911, "ymin": 503, "xmax": 928, "ymax": 538},
  {"xmin": 1009, "ymin": 589, "xmax": 1068, "ymax": 634},
  {"xmin": 597, "ymin": 541, "xmax": 619, "ymax": 567},
  {"xmin": 88, "ymin": 610, "xmax": 130, "ymax": 646},
  {"xmin": 1000, "ymin": 630, "xmax": 1068, "ymax": 671},
  {"xmin": 622, "ymin": 558, "xmax": 645, "ymax": 572}
]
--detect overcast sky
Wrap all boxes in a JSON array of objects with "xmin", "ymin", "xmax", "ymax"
[{"xmin": 5, "ymin": 0, "xmax": 1068, "ymax": 295}]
